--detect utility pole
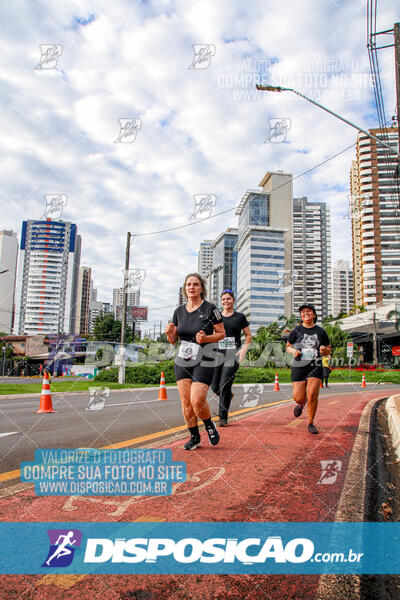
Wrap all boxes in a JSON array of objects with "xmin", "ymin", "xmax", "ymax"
[
  {"xmin": 372, "ymin": 312, "xmax": 378, "ymax": 366},
  {"xmin": 394, "ymin": 23, "xmax": 400, "ymax": 175},
  {"xmin": 118, "ymin": 232, "xmax": 132, "ymax": 384}
]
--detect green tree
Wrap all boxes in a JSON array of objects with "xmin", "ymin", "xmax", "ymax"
[
  {"xmin": 93, "ymin": 313, "xmax": 134, "ymax": 342},
  {"xmin": 323, "ymin": 322, "xmax": 354, "ymax": 363}
]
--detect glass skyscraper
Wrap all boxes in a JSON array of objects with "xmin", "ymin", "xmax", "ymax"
[{"xmin": 235, "ymin": 190, "xmax": 287, "ymax": 330}]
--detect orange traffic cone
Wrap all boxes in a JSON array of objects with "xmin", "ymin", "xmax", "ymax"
[
  {"xmin": 273, "ymin": 372, "xmax": 280, "ymax": 392},
  {"xmin": 36, "ymin": 371, "xmax": 55, "ymax": 413},
  {"xmin": 157, "ymin": 371, "xmax": 168, "ymax": 401},
  {"xmin": 361, "ymin": 372, "xmax": 366, "ymax": 388},
  {"xmin": 320, "ymin": 381, "xmax": 323, "ymax": 389}
]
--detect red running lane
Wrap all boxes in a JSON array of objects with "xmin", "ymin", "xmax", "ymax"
[{"xmin": 0, "ymin": 388, "xmax": 396, "ymax": 600}]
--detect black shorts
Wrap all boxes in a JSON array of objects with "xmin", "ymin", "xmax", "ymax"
[
  {"xmin": 291, "ymin": 362, "xmax": 323, "ymax": 382},
  {"xmin": 174, "ymin": 361, "xmax": 214, "ymax": 386}
]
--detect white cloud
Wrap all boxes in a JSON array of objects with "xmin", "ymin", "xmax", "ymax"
[{"xmin": 0, "ymin": 0, "xmax": 398, "ymax": 331}]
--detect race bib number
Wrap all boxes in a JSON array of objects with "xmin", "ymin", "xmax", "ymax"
[
  {"xmin": 178, "ymin": 341, "xmax": 200, "ymax": 360},
  {"xmin": 301, "ymin": 348, "xmax": 318, "ymax": 360},
  {"xmin": 219, "ymin": 337, "xmax": 235, "ymax": 350}
]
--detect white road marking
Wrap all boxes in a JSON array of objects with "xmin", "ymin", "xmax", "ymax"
[{"xmin": 0, "ymin": 431, "xmax": 19, "ymax": 438}]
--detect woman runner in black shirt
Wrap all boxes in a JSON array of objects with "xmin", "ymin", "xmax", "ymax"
[
  {"xmin": 211, "ymin": 289, "xmax": 252, "ymax": 426},
  {"xmin": 286, "ymin": 304, "xmax": 331, "ymax": 435},
  {"xmin": 165, "ymin": 273, "xmax": 225, "ymax": 450}
]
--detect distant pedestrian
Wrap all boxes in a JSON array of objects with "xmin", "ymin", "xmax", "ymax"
[
  {"xmin": 322, "ymin": 354, "xmax": 332, "ymax": 387},
  {"xmin": 211, "ymin": 289, "xmax": 252, "ymax": 426},
  {"xmin": 286, "ymin": 304, "xmax": 331, "ymax": 434},
  {"xmin": 165, "ymin": 273, "xmax": 225, "ymax": 450}
]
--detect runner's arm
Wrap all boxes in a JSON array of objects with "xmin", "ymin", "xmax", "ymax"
[
  {"xmin": 286, "ymin": 341, "xmax": 301, "ymax": 358},
  {"xmin": 196, "ymin": 322, "xmax": 225, "ymax": 344}
]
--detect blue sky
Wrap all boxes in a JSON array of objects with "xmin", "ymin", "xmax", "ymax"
[{"xmin": 0, "ymin": 0, "xmax": 398, "ymax": 330}]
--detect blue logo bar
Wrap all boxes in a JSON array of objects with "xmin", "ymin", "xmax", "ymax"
[{"xmin": 0, "ymin": 522, "xmax": 399, "ymax": 574}]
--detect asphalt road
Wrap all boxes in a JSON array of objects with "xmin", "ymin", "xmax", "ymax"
[{"xmin": 1, "ymin": 383, "xmax": 398, "ymax": 476}]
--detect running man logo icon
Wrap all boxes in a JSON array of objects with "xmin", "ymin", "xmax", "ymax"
[
  {"xmin": 42, "ymin": 529, "xmax": 82, "ymax": 568},
  {"xmin": 190, "ymin": 195, "xmax": 217, "ymax": 220},
  {"xmin": 115, "ymin": 118, "xmax": 142, "ymax": 143},
  {"xmin": 239, "ymin": 384, "xmax": 264, "ymax": 408},
  {"xmin": 87, "ymin": 387, "xmax": 110, "ymax": 411},
  {"xmin": 265, "ymin": 118, "xmax": 291, "ymax": 143},
  {"xmin": 35, "ymin": 44, "xmax": 63, "ymax": 69},
  {"xmin": 188, "ymin": 44, "xmax": 216, "ymax": 69},
  {"xmin": 317, "ymin": 460, "xmax": 342, "ymax": 485},
  {"xmin": 42, "ymin": 194, "xmax": 68, "ymax": 220}
]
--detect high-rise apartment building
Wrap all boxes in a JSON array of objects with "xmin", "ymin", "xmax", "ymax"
[
  {"xmin": 13, "ymin": 219, "xmax": 81, "ymax": 335},
  {"xmin": 198, "ymin": 240, "xmax": 213, "ymax": 278},
  {"xmin": 208, "ymin": 228, "xmax": 238, "ymax": 305},
  {"xmin": 292, "ymin": 197, "xmax": 332, "ymax": 320},
  {"xmin": 75, "ymin": 266, "xmax": 92, "ymax": 335},
  {"xmin": 0, "ymin": 230, "xmax": 18, "ymax": 333},
  {"xmin": 332, "ymin": 260, "xmax": 354, "ymax": 316},
  {"xmin": 112, "ymin": 288, "xmax": 140, "ymax": 308},
  {"xmin": 350, "ymin": 127, "xmax": 399, "ymax": 308},
  {"xmin": 235, "ymin": 171, "xmax": 293, "ymax": 330},
  {"xmin": 178, "ymin": 286, "xmax": 184, "ymax": 306}
]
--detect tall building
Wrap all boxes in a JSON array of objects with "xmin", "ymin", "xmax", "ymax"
[
  {"xmin": 178, "ymin": 286, "xmax": 184, "ymax": 306},
  {"xmin": 0, "ymin": 230, "xmax": 18, "ymax": 333},
  {"xmin": 350, "ymin": 127, "xmax": 400, "ymax": 308},
  {"xmin": 13, "ymin": 219, "xmax": 81, "ymax": 335},
  {"xmin": 292, "ymin": 197, "xmax": 332, "ymax": 320},
  {"xmin": 332, "ymin": 260, "xmax": 354, "ymax": 316},
  {"xmin": 235, "ymin": 171, "xmax": 293, "ymax": 331},
  {"xmin": 75, "ymin": 266, "xmax": 92, "ymax": 335},
  {"xmin": 208, "ymin": 228, "xmax": 238, "ymax": 305},
  {"xmin": 112, "ymin": 288, "xmax": 140, "ymax": 308},
  {"xmin": 198, "ymin": 240, "xmax": 213, "ymax": 278}
]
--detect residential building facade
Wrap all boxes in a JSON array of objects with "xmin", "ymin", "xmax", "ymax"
[
  {"xmin": 292, "ymin": 197, "xmax": 332, "ymax": 320},
  {"xmin": 0, "ymin": 230, "xmax": 18, "ymax": 333},
  {"xmin": 13, "ymin": 219, "xmax": 81, "ymax": 335},
  {"xmin": 75, "ymin": 266, "xmax": 92, "ymax": 335},
  {"xmin": 332, "ymin": 260, "xmax": 354, "ymax": 316},
  {"xmin": 208, "ymin": 228, "xmax": 238, "ymax": 306},
  {"xmin": 350, "ymin": 127, "xmax": 400, "ymax": 307},
  {"xmin": 197, "ymin": 240, "xmax": 213, "ymax": 278}
]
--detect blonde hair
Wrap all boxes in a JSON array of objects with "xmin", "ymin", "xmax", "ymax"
[{"xmin": 182, "ymin": 273, "xmax": 207, "ymax": 301}]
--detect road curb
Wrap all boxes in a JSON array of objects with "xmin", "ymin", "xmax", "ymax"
[
  {"xmin": 386, "ymin": 394, "xmax": 400, "ymax": 462},
  {"xmin": 316, "ymin": 395, "xmax": 383, "ymax": 600}
]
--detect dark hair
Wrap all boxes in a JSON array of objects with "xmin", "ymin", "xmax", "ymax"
[
  {"xmin": 221, "ymin": 289, "xmax": 235, "ymax": 299},
  {"xmin": 298, "ymin": 303, "xmax": 318, "ymax": 323},
  {"xmin": 182, "ymin": 273, "xmax": 207, "ymax": 300}
]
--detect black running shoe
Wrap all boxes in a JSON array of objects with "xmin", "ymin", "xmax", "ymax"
[
  {"xmin": 205, "ymin": 421, "xmax": 220, "ymax": 446},
  {"xmin": 184, "ymin": 435, "xmax": 201, "ymax": 450},
  {"xmin": 219, "ymin": 418, "xmax": 228, "ymax": 427},
  {"xmin": 307, "ymin": 423, "xmax": 319, "ymax": 434},
  {"xmin": 294, "ymin": 403, "xmax": 303, "ymax": 418}
]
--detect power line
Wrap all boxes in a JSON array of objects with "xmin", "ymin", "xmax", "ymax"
[{"xmin": 132, "ymin": 142, "xmax": 357, "ymax": 237}]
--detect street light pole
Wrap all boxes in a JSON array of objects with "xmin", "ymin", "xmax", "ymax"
[
  {"xmin": 118, "ymin": 232, "xmax": 132, "ymax": 384},
  {"xmin": 2, "ymin": 347, "xmax": 6, "ymax": 377},
  {"xmin": 256, "ymin": 84, "xmax": 400, "ymax": 157}
]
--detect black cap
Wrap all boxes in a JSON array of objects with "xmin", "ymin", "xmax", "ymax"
[{"xmin": 298, "ymin": 303, "xmax": 317, "ymax": 323}]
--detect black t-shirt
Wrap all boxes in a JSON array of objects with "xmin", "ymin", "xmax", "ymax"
[
  {"xmin": 172, "ymin": 301, "xmax": 223, "ymax": 362},
  {"xmin": 218, "ymin": 311, "xmax": 249, "ymax": 351},
  {"xmin": 287, "ymin": 324, "xmax": 330, "ymax": 367}
]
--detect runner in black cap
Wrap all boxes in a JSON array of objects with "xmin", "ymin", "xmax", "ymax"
[{"xmin": 286, "ymin": 304, "xmax": 331, "ymax": 434}]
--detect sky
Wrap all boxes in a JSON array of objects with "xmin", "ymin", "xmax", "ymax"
[{"xmin": 0, "ymin": 0, "xmax": 399, "ymax": 333}]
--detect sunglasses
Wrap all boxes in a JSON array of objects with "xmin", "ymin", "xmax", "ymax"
[{"xmin": 222, "ymin": 289, "xmax": 233, "ymax": 294}]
